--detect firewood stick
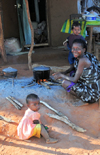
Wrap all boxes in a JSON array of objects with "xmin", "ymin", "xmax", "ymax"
[
  {"xmin": 44, "ymin": 81, "xmax": 54, "ymax": 85},
  {"xmin": 0, "ymin": 115, "xmax": 15, "ymax": 123},
  {"xmin": 9, "ymin": 96, "xmax": 22, "ymax": 109},
  {"xmin": 21, "ymin": 82, "xmax": 36, "ymax": 88},
  {"xmin": 40, "ymin": 82, "xmax": 51, "ymax": 89},
  {"xmin": 47, "ymin": 113, "xmax": 86, "ymax": 133},
  {"xmin": 40, "ymin": 100, "xmax": 63, "ymax": 116},
  {"xmin": 49, "ymin": 76, "xmax": 62, "ymax": 84},
  {"xmin": 44, "ymin": 81, "xmax": 61, "ymax": 86},
  {"xmin": 9, "ymin": 96, "xmax": 23, "ymax": 107},
  {"xmin": 6, "ymin": 97, "xmax": 21, "ymax": 110}
]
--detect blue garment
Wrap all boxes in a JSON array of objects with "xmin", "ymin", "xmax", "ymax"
[
  {"xmin": 68, "ymin": 50, "xmax": 75, "ymax": 65},
  {"xmin": 67, "ymin": 34, "xmax": 85, "ymax": 65}
]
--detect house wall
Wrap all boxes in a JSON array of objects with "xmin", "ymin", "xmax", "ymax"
[
  {"xmin": 2, "ymin": 0, "xmax": 19, "ymax": 39},
  {"xmin": 48, "ymin": 0, "xmax": 78, "ymax": 46}
]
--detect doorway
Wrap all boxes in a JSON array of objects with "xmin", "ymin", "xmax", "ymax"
[
  {"xmin": 17, "ymin": 0, "xmax": 49, "ymax": 47},
  {"xmin": 28, "ymin": 0, "xmax": 49, "ymax": 47}
]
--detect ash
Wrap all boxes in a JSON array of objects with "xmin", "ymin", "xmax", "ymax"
[{"xmin": 0, "ymin": 77, "xmax": 67, "ymax": 104}]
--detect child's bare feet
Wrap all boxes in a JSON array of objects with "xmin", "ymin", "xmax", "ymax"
[
  {"xmin": 41, "ymin": 124, "xmax": 58, "ymax": 144},
  {"xmin": 46, "ymin": 138, "xmax": 58, "ymax": 144}
]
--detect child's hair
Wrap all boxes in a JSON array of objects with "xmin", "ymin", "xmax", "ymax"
[
  {"xmin": 72, "ymin": 39, "xmax": 87, "ymax": 53},
  {"xmin": 71, "ymin": 21, "xmax": 81, "ymax": 30},
  {"xmin": 26, "ymin": 93, "xmax": 39, "ymax": 104}
]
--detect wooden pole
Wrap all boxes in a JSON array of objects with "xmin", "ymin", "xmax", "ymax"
[
  {"xmin": 0, "ymin": 0, "xmax": 7, "ymax": 62},
  {"xmin": 87, "ymin": 26, "xmax": 93, "ymax": 54},
  {"xmin": 25, "ymin": 0, "xmax": 34, "ymax": 70}
]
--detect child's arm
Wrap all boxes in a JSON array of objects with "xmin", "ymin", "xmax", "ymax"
[
  {"xmin": 53, "ymin": 58, "xmax": 89, "ymax": 83},
  {"xmin": 32, "ymin": 112, "xmax": 41, "ymax": 124},
  {"xmin": 63, "ymin": 39, "xmax": 68, "ymax": 46}
]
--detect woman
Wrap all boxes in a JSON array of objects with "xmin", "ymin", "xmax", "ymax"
[{"xmin": 53, "ymin": 39, "xmax": 100, "ymax": 104}]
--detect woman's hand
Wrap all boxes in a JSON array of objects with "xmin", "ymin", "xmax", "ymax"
[{"xmin": 52, "ymin": 72, "xmax": 63, "ymax": 80}]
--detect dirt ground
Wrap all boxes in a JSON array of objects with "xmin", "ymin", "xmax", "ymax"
[{"xmin": 0, "ymin": 47, "xmax": 100, "ymax": 155}]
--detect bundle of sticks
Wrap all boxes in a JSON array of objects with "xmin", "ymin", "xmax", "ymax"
[
  {"xmin": 40, "ymin": 100, "xmax": 86, "ymax": 133},
  {"xmin": 6, "ymin": 96, "xmax": 23, "ymax": 110}
]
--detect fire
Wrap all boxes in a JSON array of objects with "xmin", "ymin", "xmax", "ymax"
[
  {"xmin": 43, "ymin": 79, "xmax": 47, "ymax": 82},
  {"xmin": 37, "ymin": 79, "xmax": 47, "ymax": 84}
]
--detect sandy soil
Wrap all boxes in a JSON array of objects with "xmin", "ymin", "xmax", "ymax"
[{"xmin": 0, "ymin": 47, "xmax": 100, "ymax": 155}]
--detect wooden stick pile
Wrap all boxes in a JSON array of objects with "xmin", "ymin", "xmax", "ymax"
[
  {"xmin": 6, "ymin": 96, "xmax": 23, "ymax": 110},
  {"xmin": 40, "ymin": 100, "xmax": 86, "ymax": 133}
]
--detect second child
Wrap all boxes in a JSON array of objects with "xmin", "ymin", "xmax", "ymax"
[
  {"xmin": 17, "ymin": 93, "xmax": 58, "ymax": 144},
  {"xmin": 63, "ymin": 21, "xmax": 85, "ymax": 65}
]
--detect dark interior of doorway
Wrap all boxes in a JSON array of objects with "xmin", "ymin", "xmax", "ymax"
[{"xmin": 28, "ymin": 0, "xmax": 48, "ymax": 45}]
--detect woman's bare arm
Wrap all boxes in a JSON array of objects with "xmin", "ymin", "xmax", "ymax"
[
  {"xmin": 61, "ymin": 64, "xmax": 75, "ymax": 75},
  {"xmin": 53, "ymin": 58, "xmax": 91, "ymax": 83}
]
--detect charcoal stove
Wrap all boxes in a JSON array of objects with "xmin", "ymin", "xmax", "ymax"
[
  {"xmin": 24, "ymin": 68, "xmax": 61, "ymax": 89},
  {"xmin": 21, "ymin": 65, "xmax": 61, "ymax": 89},
  {"xmin": 33, "ymin": 65, "xmax": 50, "ymax": 83},
  {"xmin": 2, "ymin": 67, "xmax": 18, "ymax": 87}
]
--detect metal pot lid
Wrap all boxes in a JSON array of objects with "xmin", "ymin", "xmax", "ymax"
[
  {"xmin": 33, "ymin": 65, "xmax": 50, "ymax": 71},
  {"xmin": 2, "ymin": 67, "xmax": 17, "ymax": 73}
]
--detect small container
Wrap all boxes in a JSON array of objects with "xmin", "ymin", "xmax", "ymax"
[
  {"xmin": 82, "ymin": 14, "xmax": 97, "ymax": 21},
  {"xmin": 86, "ymin": 16, "xmax": 96, "ymax": 21}
]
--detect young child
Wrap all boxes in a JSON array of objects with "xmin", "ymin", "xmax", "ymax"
[
  {"xmin": 63, "ymin": 21, "xmax": 85, "ymax": 65},
  {"xmin": 17, "ymin": 93, "xmax": 58, "ymax": 144}
]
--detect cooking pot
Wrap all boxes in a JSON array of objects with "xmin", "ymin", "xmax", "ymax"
[
  {"xmin": 2, "ymin": 67, "xmax": 18, "ymax": 78},
  {"xmin": 33, "ymin": 65, "xmax": 50, "ymax": 82}
]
